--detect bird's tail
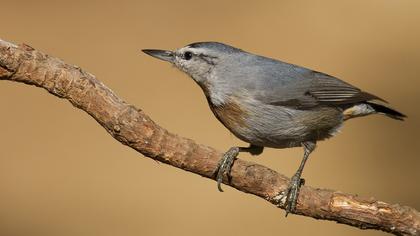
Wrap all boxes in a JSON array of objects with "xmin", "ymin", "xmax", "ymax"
[
  {"xmin": 343, "ymin": 102, "xmax": 406, "ymax": 121},
  {"xmin": 365, "ymin": 102, "xmax": 407, "ymax": 121}
]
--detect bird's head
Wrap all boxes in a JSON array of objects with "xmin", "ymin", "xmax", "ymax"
[{"xmin": 142, "ymin": 42, "xmax": 243, "ymax": 85}]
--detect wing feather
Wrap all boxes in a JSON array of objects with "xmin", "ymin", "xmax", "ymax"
[{"xmin": 262, "ymin": 70, "xmax": 386, "ymax": 109}]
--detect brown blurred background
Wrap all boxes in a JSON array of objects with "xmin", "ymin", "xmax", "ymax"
[{"xmin": 0, "ymin": 0, "xmax": 419, "ymax": 235}]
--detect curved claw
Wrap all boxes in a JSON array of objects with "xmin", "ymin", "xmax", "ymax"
[
  {"xmin": 217, "ymin": 178, "xmax": 224, "ymax": 192},
  {"xmin": 216, "ymin": 163, "xmax": 225, "ymax": 192}
]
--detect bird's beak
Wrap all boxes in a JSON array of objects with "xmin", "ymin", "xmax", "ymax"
[{"xmin": 142, "ymin": 49, "xmax": 175, "ymax": 63}]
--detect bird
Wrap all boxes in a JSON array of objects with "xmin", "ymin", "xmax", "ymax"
[{"xmin": 142, "ymin": 42, "xmax": 406, "ymax": 215}]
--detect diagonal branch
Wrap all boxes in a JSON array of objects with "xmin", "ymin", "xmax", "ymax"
[{"xmin": 0, "ymin": 39, "xmax": 418, "ymax": 236}]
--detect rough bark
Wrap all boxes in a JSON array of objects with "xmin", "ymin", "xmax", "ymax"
[{"xmin": 0, "ymin": 39, "xmax": 418, "ymax": 236}]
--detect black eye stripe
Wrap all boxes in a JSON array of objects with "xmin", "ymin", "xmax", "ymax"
[
  {"xmin": 198, "ymin": 54, "xmax": 217, "ymax": 65},
  {"xmin": 180, "ymin": 51, "xmax": 217, "ymax": 65}
]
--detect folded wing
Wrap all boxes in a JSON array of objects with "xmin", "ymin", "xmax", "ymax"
[{"xmin": 257, "ymin": 70, "xmax": 385, "ymax": 109}]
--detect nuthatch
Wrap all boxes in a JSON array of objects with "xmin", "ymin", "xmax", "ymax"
[{"xmin": 142, "ymin": 42, "xmax": 405, "ymax": 215}]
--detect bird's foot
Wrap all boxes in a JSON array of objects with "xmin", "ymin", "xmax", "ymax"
[
  {"xmin": 213, "ymin": 147, "xmax": 240, "ymax": 192},
  {"xmin": 284, "ymin": 174, "xmax": 305, "ymax": 216}
]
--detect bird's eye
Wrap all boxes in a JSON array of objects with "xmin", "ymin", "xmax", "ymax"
[{"xmin": 184, "ymin": 51, "xmax": 193, "ymax": 60}]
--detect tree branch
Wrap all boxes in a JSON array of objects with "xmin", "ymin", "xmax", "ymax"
[{"xmin": 0, "ymin": 39, "xmax": 418, "ymax": 236}]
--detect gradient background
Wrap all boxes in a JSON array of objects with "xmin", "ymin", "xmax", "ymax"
[{"xmin": 0, "ymin": 1, "xmax": 419, "ymax": 235}]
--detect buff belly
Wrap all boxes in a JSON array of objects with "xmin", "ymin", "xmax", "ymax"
[{"xmin": 209, "ymin": 98, "xmax": 344, "ymax": 149}]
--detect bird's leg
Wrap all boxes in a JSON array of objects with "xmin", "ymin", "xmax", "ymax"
[
  {"xmin": 284, "ymin": 141, "xmax": 316, "ymax": 216},
  {"xmin": 214, "ymin": 144, "xmax": 264, "ymax": 192}
]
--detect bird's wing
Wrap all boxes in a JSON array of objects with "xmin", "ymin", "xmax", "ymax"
[{"xmin": 254, "ymin": 69, "xmax": 385, "ymax": 109}]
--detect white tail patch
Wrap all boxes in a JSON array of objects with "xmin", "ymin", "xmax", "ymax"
[{"xmin": 343, "ymin": 104, "xmax": 375, "ymax": 120}]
